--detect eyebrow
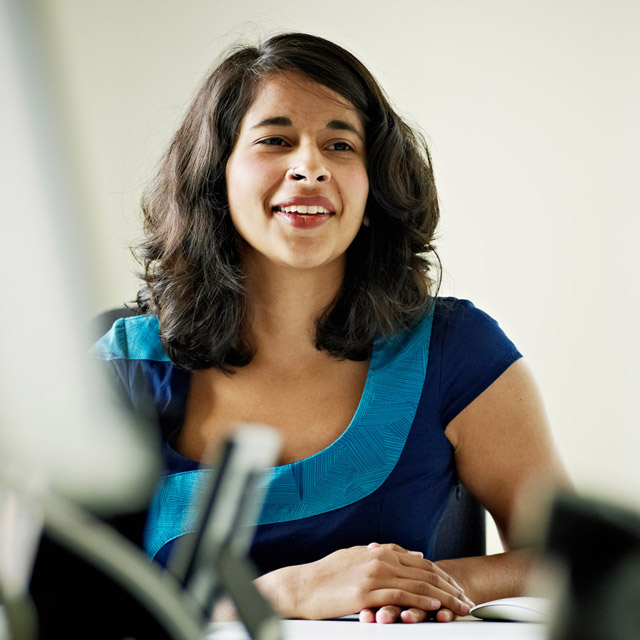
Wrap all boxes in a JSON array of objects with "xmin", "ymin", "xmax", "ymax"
[
  {"xmin": 251, "ymin": 116, "xmax": 364, "ymax": 141},
  {"xmin": 252, "ymin": 116, "xmax": 292, "ymax": 129},
  {"xmin": 327, "ymin": 119, "xmax": 364, "ymax": 141}
]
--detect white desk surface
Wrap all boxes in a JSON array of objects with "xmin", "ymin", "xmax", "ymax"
[
  {"xmin": 207, "ymin": 617, "xmax": 549, "ymax": 639},
  {"xmin": 0, "ymin": 606, "xmax": 547, "ymax": 639}
]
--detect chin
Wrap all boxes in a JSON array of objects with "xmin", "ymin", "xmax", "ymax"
[{"xmin": 277, "ymin": 252, "xmax": 342, "ymax": 272}]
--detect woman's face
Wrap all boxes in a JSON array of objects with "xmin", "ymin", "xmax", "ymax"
[{"xmin": 225, "ymin": 72, "xmax": 369, "ymax": 273}]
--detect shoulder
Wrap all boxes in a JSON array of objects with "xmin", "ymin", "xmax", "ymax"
[
  {"xmin": 434, "ymin": 296, "xmax": 505, "ymax": 335},
  {"xmin": 90, "ymin": 314, "xmax": 170, "ymax": 363},
  {"xmin": 432, "ymin": 297, "xmax": 520, "ymax": 357},
  {"xmin": 375, "ymin": 297, "xmax": 510, "ymax": 365},
  {"xmin": 430, "ymin": 297, "xmax": 523, "ymax": 426}
]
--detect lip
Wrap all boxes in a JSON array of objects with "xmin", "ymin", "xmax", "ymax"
[
  {"xmin": 272, "ymin": 196, "xmax": 336, "ymax": 213},
  {"xmin": 274, "ymin": 209, "xmax": 333, "ymax": 230}
]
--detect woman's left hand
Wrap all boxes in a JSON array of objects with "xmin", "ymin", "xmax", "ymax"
[{"xmin": 358, "ymin": 543, "xmax": 466, "ymax": 623}]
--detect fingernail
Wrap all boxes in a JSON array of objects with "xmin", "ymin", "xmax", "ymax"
[{"xmin": 409, "ymin": 550, "xmax": 423, "ymax": 557}]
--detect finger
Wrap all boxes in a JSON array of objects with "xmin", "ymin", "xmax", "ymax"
[
  {"xmin": 436, "ymin": 608, "xmax": 456, "ymax": 623},
  {"xmin": 376, "ymin": 606, "xmax": 402, "ymax": 624},
  {"xmin": 359, "ymin": 608, "xmax": 376, "ymax": 623},
  {"xmin": 369, "ymin": 542, "xmax": 422, "ymax": 557},
  {"xmin": 367, "ymin": 588, "xmax": 441, "ymax": 612},
  {"xmin": 431, "ymin": 561, "xmax": 475, "ymax": 604},
  {"xmin": 434, "ymin": 570, "xmax": 473, "ymax": 605},
  {"xmin": 400, "ymin": 608, "xmax": 429, "ymax": 623},
  {"xmin": 398, "ymin": 555, "xmax": 462, "ymax": 589},
  {"xmin": 391, "ymin": 578, "xmax": 471, "ymax": 616},
  {"xmin": 393, "ymin": 562, "xmax": 475, "ymax": 609}
]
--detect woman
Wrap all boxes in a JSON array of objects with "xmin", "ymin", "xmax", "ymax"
[{"xmin": 94, "ymin": 32, "xmax": 569, "ymax": 623}]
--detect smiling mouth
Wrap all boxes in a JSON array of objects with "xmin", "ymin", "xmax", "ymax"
[{"xmin": 273, "ymin": 205, "xmax": 334, "ymax": 215}]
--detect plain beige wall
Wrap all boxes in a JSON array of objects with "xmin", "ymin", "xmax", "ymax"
[{"xmin": 40, "ymin": 1, "xmax": 640, "ymax": 532}]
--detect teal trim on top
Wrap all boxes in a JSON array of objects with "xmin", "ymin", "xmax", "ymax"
[
  {"xmin": 91, "ymin": 315, "xmax": 170, "ymax": 362},
  {"xmin": 259, "ymin": 308, "xmax": 433, "ymax": 523},
  {"xmin": 143, "ymin": 309, "xmax": 435, "ymax": 559}
]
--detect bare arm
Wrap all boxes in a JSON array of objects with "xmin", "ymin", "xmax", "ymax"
[
  {"xmin": 437, "ymin": 358, "xmax": 570, "ymax": 604},
  {"xmin": 359, "ymin": 358, "xmax": 570, "ymax": 623}
]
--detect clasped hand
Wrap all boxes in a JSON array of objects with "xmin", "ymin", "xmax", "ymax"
[{"xmin": 263, "ymin": 542, "xmax": 474, "ymax": 623}]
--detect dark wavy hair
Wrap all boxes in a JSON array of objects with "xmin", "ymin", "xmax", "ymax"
[{"xmin": 136, "ymin": 32, "xmax": 440, "ymax": 371}]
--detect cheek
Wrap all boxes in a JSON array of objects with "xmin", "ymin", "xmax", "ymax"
[
  {"xmin": 226, "ymin": 153, "xmax": 281, "ymax": 211},
  {"xmin": 226, "ymin": 156, "xmax": 254, "ymax": 208},
  {"xmin": 346, "ymin": 166, "xmax": 370, "ymax": 213}
]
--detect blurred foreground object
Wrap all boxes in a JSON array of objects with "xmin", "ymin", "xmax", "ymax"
[
  {"xmin": 3, "ymin": 424, "xmax": 282, "ymax": 640},
  {"xmin": 0, "ymin": 2, "xmax": 281, "ymax": 638},
  {"xmin": 541, "ymin": 493, "xmax": 640, "ymax": 640},
  {"xmin": 0, "ymin": 0, "xmax": 159, "ymax": 512},
  {"xmin": 24, "ymin": 492, "xmax": 204, "ymax": 640},
  {"xmin": 171, "ymin": 424, "xmax": 282, "ymax": 640}
]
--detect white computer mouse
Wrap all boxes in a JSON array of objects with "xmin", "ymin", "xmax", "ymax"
[{"xmin": 470, "ymin": 596, "xmax": 550, "ymax": 622}]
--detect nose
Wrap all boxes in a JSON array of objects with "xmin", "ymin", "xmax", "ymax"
[{"xmin": 286, "ymin": 144, "xmax": 331, "ymax": 183}]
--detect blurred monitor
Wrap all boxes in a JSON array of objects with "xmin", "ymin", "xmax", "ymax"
[{"xmin": 0, "ymin": 0, "xmax": 159, "ymax": 513}]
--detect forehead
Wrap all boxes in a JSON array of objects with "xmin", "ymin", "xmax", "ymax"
[{"xmin": 241, "ymin": 72, "xmax": 364, "ymax": 131}]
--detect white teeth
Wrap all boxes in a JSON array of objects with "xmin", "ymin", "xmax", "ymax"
[{"xmin": 279, "ymin": 205, "xmax": 329, "ymax": 215}]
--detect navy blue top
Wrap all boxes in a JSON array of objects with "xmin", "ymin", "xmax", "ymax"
[{"xmin": 92, "ymin": 297, "xmax": 521, "ymax": 575}]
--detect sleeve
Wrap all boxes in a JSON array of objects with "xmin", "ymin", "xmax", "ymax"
[
  {"xmin": 90, "ymin": 315, "xmax": 187, "ymax": 442},
  {"xmin": 90, "ymin": 315, "xmax": 167, "ymax": 414},
  {"xmin": 88, "ymin": 321, "xmax": 157, "ymax": 549},
  {"xmin": 435, "ymin": 298, "xmax": 522, "ymax": 427},
  {"xmin": 90, "ymin": 318, "xmax": 136, "ymax": 409}
]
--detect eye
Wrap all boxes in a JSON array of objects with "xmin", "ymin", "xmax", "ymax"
[
  {"xmin": 328, "ymin": 141, "xmax": 354, "ymax": 152},
  {"xmin": 257, "ymin": 136, "xmax": 288, "ymax": 147}
]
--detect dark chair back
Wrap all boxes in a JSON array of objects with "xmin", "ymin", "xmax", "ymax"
[{"xmin": 433, "ymin": 483, "xmax": 486, "ymax": 560}]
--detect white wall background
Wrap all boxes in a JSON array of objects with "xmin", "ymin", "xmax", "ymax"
[{"xmin": 36, "ymin": 1, "xmax": 640, "ymax": 537}]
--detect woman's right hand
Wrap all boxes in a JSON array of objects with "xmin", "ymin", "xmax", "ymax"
[{"xmin": 255, "ymin": 542, "xmax": 473, "ymax": 621}]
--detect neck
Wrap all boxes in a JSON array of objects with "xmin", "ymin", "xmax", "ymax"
[{"xmin": 241, "ymin": 253, "xmax": 345, "ymax": 359}]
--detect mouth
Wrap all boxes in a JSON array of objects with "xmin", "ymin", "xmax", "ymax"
[
  {"xmin": 271, "ymin": 202, "xmax": 335, "ymax": 229},
  {"xmin": 272, "ymin": 204, "xmax": 335, "ymax": 216}
]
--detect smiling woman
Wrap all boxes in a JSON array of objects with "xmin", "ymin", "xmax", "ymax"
[{"xmin": 92, "ymin": 32, "xmax": 569, "ymax": 624}]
